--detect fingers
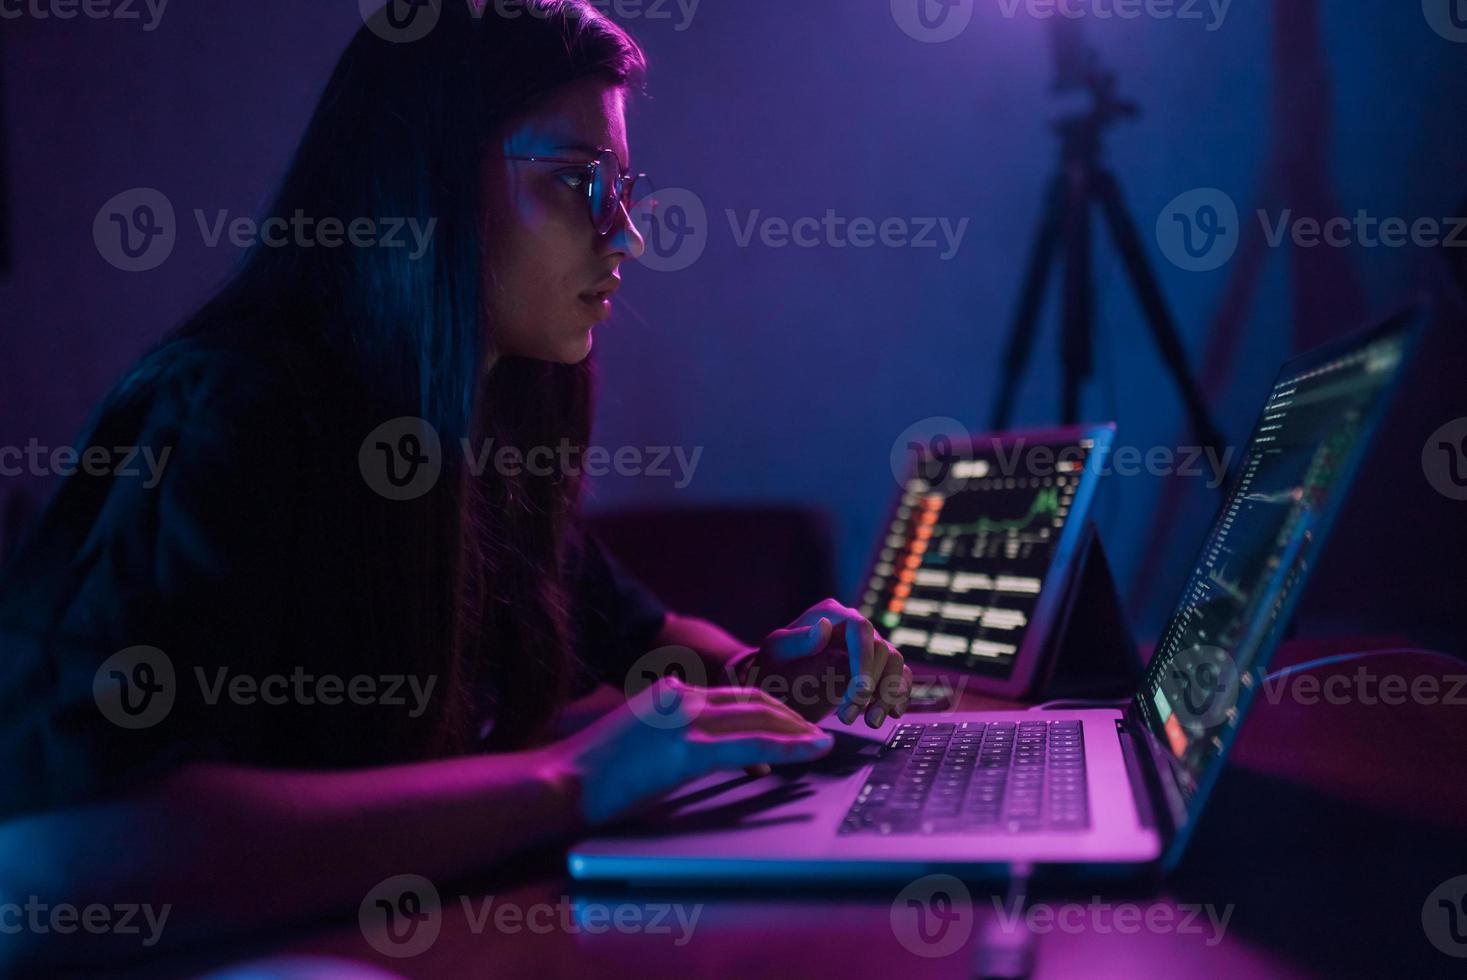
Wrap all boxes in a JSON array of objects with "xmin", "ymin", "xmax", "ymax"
[
  {"xmin": 838, "ymin": 615, "xmax": 884, "ymax": 725},
  {"xmin": 759, "ymin": 617, "xmax": 831, "ymax": 664},
  {"xmin": 867, "ymin": 646, "xmax": 911, "ymax": 726},
  {"xmin": 696, "ymin": 701, "xmax": 822, "ymax": 736},
  {"xmin": 782, "ymin": 598, "xmax": 905, "ymax": 729},
  {"xmin": 688, "ymin": 730, "xmax": 834, "ymax": 773}
]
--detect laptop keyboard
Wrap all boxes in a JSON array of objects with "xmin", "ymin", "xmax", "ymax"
[{"xmin": 837, "ymin": 720, "xmax": 1089, "ymax": 836}]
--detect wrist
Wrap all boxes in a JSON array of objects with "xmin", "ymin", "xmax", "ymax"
[
  {"xmin": 724, "ymin": 646, "xmax": 761, "ymax": 687},
  {"xmin": 531, "ymin": 744, "xmax": 593, "ymax": 833}
]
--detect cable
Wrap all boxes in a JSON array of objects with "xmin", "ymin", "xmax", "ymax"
[
  {"xmin": 971, "ymin": 862, "xmax": 1036, "ymax": 980},
  {"xmin": 1261, "ymin": 647, "xmax": 1463, "ymax": 683},
  {"xmin": 1028, "ymin": 697, "xmax": 1130, "ymax": 711}
]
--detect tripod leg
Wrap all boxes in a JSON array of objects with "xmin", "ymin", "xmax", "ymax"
[
  {"xmin": 1092, "ymin": 169, "xmax": 1227, "ymax": 456},
  {"xmin": 1061, "ymin": 172, "xmax": 1094, "ymax": 426},
  {"xmin": 990, "ymin": 176, "xmax": 1065, "ymax": 432}
]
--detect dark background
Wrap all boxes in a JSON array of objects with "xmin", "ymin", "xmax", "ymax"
[{"xmin": 2, "ymin": 0, "xmax": 1464, "ymax": 645}]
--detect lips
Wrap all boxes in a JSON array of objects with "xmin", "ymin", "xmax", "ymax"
[{"xmin": 580, "ymin": 276, "xmax": 621, "ymax": 303}]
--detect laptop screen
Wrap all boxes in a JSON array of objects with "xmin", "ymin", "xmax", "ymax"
[
  {"xmin": 1134, "ymin": 312, "xmax": 1418, "ymax": 817},
  {"xmin": 860, "ymin": 426, "xmax": 1109, "ymax": 684}
]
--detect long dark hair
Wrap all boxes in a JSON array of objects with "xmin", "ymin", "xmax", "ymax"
[{"xmin": 162, "ymin": 1, "xmax": 648, "ymax": 756}]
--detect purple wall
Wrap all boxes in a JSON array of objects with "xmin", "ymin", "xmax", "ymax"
[{"xmin": 3, "ymin": 0, "xmax": 1465, "ymax": 639}]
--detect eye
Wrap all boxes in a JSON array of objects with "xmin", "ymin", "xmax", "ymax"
[{"xmin": 556, "ymin": 169, "xmax": 591, "ymax": 193}]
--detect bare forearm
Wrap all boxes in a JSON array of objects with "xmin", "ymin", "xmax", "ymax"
[
  {"xmin": 656, "ymin": 610, "xmax": 757, "ymax": 683},
  {"xmin": 0, "ymin": 750, "xmax": 582, "ymax": 968}
]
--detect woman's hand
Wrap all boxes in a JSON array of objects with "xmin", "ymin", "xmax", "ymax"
[
  {"xmin": 549, "ymin": 676, "xmax": 835, "ymax": 827},
  {"xmin": 736, "ymin": 598, "xmax": 913, "ymax": 728}
]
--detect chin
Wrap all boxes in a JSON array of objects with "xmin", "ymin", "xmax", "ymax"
[{"xmin": 552, "ymin": 329, "xmax": 594, "ymax": 365}]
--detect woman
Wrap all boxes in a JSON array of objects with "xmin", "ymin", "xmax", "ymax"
[{"xmin": 0, "ymin": 0, "xmax": 911, "ymax": 965}]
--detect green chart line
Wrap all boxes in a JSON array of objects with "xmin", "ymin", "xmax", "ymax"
[{"xmin": 932, "ymin": 487, "xmax": 1061, "ymax": 536}]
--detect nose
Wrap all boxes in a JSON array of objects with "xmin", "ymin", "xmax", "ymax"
[{"xmin": 605, "ymin": 196, "xmax": 646, "ymax": 260}]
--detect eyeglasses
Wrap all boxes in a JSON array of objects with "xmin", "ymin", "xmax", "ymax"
[{"xmin": 504, "ymin": 148, "xmax": 650, "ymax": 236}]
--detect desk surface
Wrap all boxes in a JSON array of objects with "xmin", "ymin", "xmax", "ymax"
[{"xmin": 109, "ymin": 638, "xmax": 1467, "ymax": 980}]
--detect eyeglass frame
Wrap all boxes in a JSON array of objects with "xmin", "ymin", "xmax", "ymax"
[{"xmin": 503, "ymin": 148, "xmax": 649, "ymax": 236}]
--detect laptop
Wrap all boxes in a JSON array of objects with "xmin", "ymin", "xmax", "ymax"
[{"xmin": 568, "ymin": 310, "xmax": 1420, "ymax": 883}]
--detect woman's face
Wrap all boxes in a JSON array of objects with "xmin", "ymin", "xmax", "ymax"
[{"xmin": 482, "ymin": 77, "xmax": 646, "ymax": 365}]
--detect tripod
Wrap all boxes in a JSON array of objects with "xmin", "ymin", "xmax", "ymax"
[{"xmin": 988, "ymin": 67, "xmax": 1225, "ymax": 457}]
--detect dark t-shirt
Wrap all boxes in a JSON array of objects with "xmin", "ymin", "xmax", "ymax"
[{"xmin": 0, "ymin": 327, "xmax": 666, "ymax": 820}]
